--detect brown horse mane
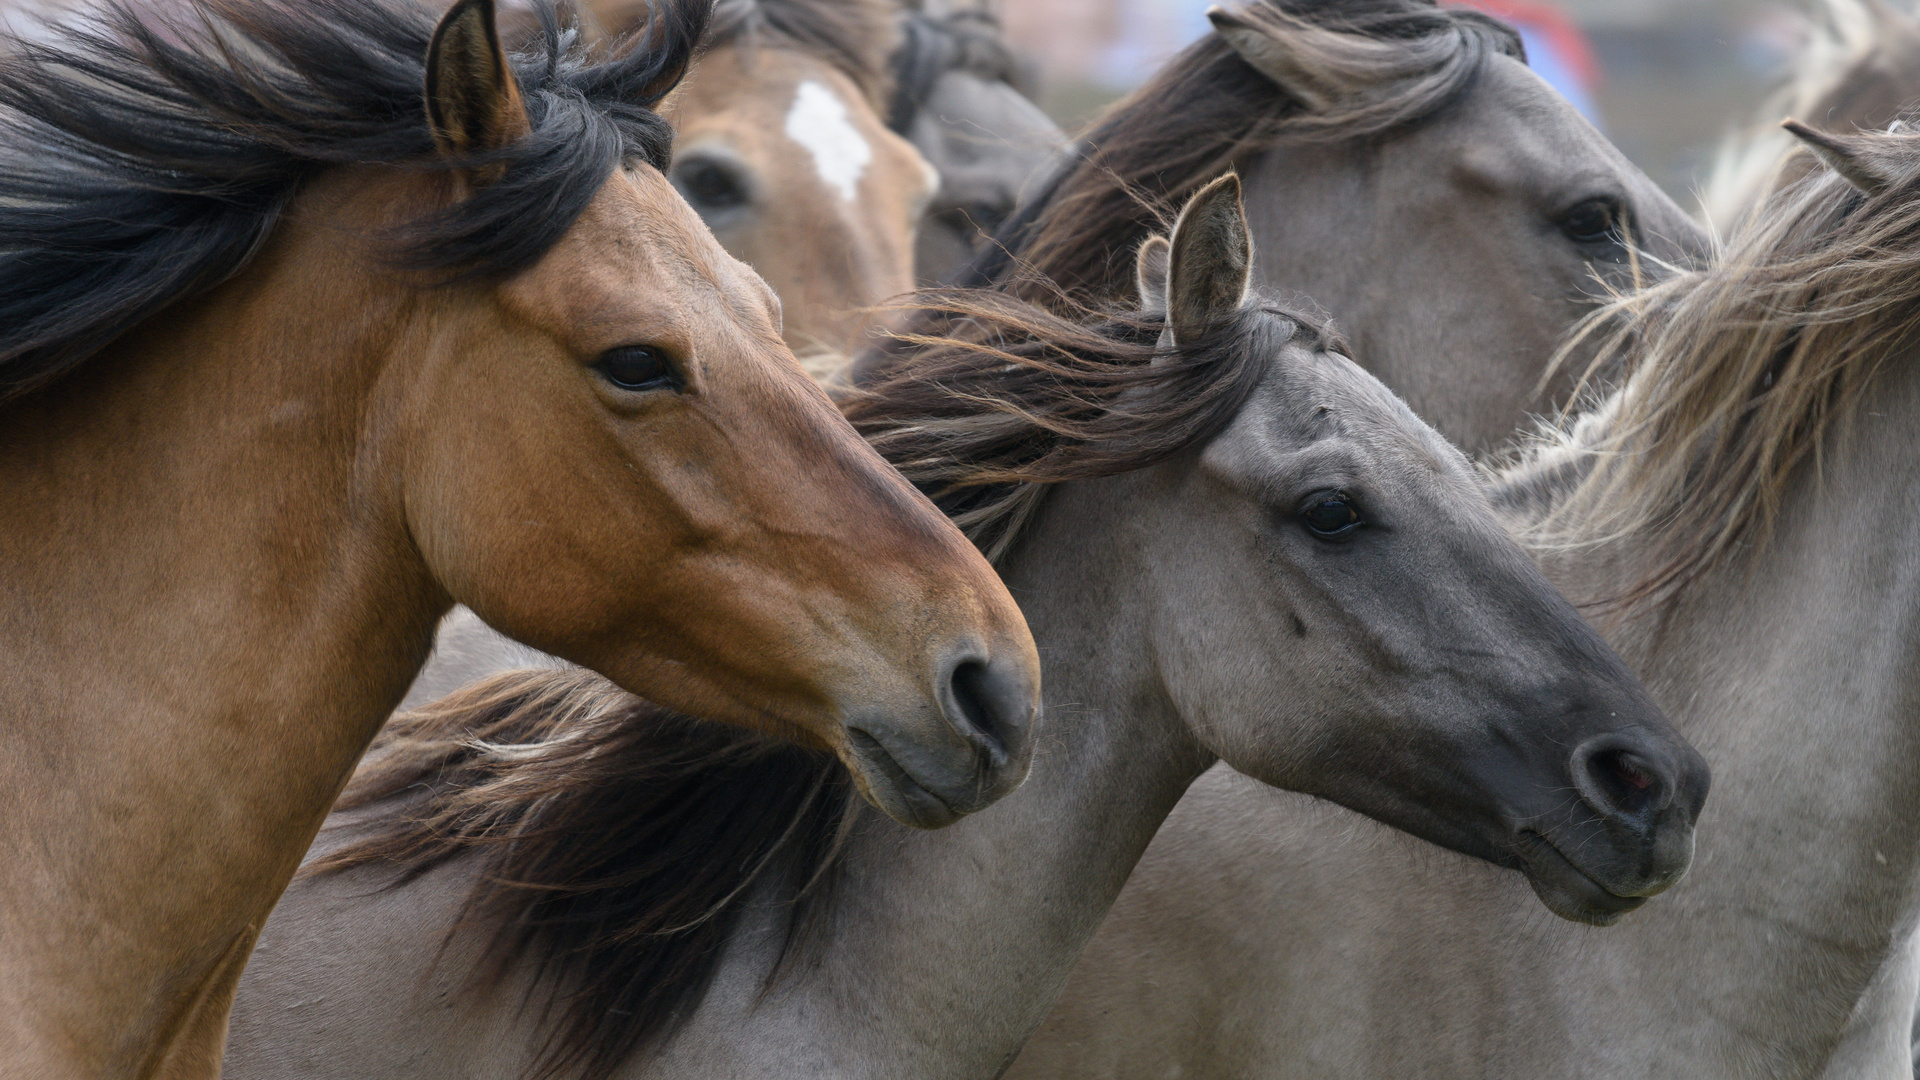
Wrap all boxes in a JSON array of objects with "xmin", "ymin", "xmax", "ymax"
[
  {"xmin": 1499, "ymin": 146, "xmax": 1920, "ymax": 608},
  {"xmin": 316, "ymin": 279, "xmax": 1335, "ymax": 1079},
  {"xmin": 956, "ymin": 0, "xmax": 1522, "ymax": 305},
  {"xmin": 312, "ymin": 667, "xmax": 859, "ymax": 1080},
  {"xmin": 0, "ymin": 0, "xmax": 704, "ymax": 403}
]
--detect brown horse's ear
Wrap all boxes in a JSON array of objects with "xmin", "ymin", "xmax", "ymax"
[
  {"xmin": 1781, "ymin": 118, "xmax": 1906, "ymax": 196},
  {"xmin": 425, "ymin": 0, "xmax": 532, "ymax": 165},
  {"xmin": 1136, "ymin": 234, "xmax": 1171, "ymax": 316},
  {"xmin": 1208, "ymin": 5, "xmax": 1336, "ymax": 111},
  {"xmin": 1164, "ymin": 173, "xmax": 1253, "ymax": 346}
]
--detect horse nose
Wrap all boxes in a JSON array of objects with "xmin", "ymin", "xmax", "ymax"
[
  {"xmin": 937, "ymin": 652, "xmax": 1036, "ymax": 766},
  {"xmin": 1570, "ymin": 733, "xmax": 1680, "ymax": 826}
]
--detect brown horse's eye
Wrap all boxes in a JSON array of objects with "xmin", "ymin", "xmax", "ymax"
[
  {"xmin": 594, "ymin": 346, "xmax": 681, "ymax": 393},
  {"xmin": 1299, "ymin": 492, "xmax": 1362, "ymax": 539}
]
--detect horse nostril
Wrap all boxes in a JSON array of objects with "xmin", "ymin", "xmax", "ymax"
[
  {"xmin": 1575, "ymin": 741, "xmax": 1667, "ymax": 819},
  {"xmin": 942, "ymin": 657, "xmax": 1029, "ymax": 761}
]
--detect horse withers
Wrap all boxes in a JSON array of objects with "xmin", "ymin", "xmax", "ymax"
[
  {"xmin": 0, "ymin": 1, "xmax": 1037, "ymax": 1075},
  {"xmin": 225, "ymin": 176, "xmax": 1708, "ymax": 1080}
]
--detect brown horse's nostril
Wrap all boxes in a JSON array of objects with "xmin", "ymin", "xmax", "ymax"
[
  {"xmin": 942, "ymin": 656, "xmax": 1031, "ymax": 762},
  {"xmin": 1572, "ymin": 737, "xmax": 1671, "ymax": 821}
]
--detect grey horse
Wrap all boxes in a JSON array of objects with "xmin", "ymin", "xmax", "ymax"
[
  {"xmin": 1005, "ymin": 125, "xmax": 1920, "ymax": 1080},
  {"xmin": 902, "ymin": 0, "xmax": 1706, "ymax": 456},
  {"xmin": 224, "ymin": 177, "xmax": 1707, "ymax": 1079},
  {"xmin": 884, "ymin": 1, "xmax": 1065, "ymax": 283}
]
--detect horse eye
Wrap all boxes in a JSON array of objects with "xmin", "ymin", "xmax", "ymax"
[
  {"xmin": 673, "ymin": 158, "xmax": 750, "ymax": 213},
  {"xmin": 1561, "ymin": 198, "xmax": 1622, "ymax": 246},
  {"xmin": 1299, "ymin": 492, "xmax": 1363, "ymax": 538},
  {"xmin": 594, "ymin": 346, "xmax": 681, "ymax": 393}
]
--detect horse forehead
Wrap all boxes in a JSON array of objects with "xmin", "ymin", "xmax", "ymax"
[
  {"xmin": 1249, "ymin": 350, "xmax": 1467, "ymax": 474},
  {"xmin": 1410, "ymin": 57, "xmax": 1626, "ymax": 199},
  {"xmin": 508, "ymin": 169, "xmax": 776, "ymax": 333}
]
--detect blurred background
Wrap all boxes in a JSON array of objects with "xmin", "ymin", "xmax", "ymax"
[{"xmin": 1000, "ymin": 0, "xmax": 1824, "ymax": 212}]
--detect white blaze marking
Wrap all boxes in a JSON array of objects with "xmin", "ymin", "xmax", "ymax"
[{"xmin": 783, "ymin": 80, "xmax": 871, "ymax": 203}]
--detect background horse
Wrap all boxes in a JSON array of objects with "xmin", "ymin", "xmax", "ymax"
[
  {"xmin": 903, "ymin": 0, "xmax": 1706, "ymax": 456},
  {"xmin": 225, "ymin": 176, "xmax": 1706, "ymax": 1080},
  {"xmin": 886, "ymin": 1, "xmax": 1064, "ymax": 283},
  {"xmin": 0, "ymin": 0, "xmax": 1039, "ymax": 1074},
  {"xmin": 1005, "ymin": 125, "xmax": 1920, "ymax": 1080},
  {"xmin": 573, "ymin": 0, "xmax": 935, "ymax": 360}
]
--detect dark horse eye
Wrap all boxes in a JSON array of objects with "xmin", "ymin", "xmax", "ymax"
[
  {"xmin": 1561, "ymin": 198, "xmax": 1622, "ymax": 246},
  {"xmin": 1299, "ymin": 492, "xmax": 1363, "ymax": 538},
  {"xmin": 594, "ymin": 346, "xmax": 681, "ymax": 393},
  {"xmin": 673, "ymin": 157, "xmax": 750, "ymax": 213}
]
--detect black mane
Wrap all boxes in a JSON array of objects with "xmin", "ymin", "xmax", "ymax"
[{"xmin": 0, "ymin": 0, "xmax": 708, "ymax": 402}]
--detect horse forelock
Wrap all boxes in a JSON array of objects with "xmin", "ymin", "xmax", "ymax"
[
  {"xmin": 312, "ymin": 667, "xmax": 859, "ymax": 1080},
  {"xmin": 1506, "ymin": 158, "xmax": 1920, "ymax": 609},
  {"xmin": 0, "ymin": 0, "xmax": 704, "ymax": 404},
  {"xmin": 846, "ymin": 293, "xmax": 1336, "ymax": 563},
  {"xmin": 708, "ymin": 0, "xmax": 899, "ymax": 111},
  {"xmin": 979, "ymin": 0, "xmax": 1521, "ymax": 304}
]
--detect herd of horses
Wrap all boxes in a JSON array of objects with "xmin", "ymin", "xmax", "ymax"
[{"xmin": 2, "ymin": 0, "xmax": 1920, "ymax": 1076}]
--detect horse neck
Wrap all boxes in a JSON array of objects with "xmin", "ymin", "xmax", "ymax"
[
  {"xmin": 1535, "ymin": 354, "xmax": 1920, "ymax": 1067},
  {"xmin": 642, "ymin": 470, "xmax": 1215, "ymax": 1078},
  {"xmin": 0, "ymin": 167, "xmax": 450, "ymax": 1070}
]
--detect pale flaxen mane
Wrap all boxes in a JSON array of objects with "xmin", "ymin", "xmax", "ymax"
[
  {"xmin": 1699, "ymin": 0, "xmax": 1920, "ymax": 232},
  {"xmin": 1501, "ymin": 144, "xmax": 1920, "ymax": 607},
  {"xmin": 958, "ymin": 0, "xmax": 1521, "ymax": 303}
]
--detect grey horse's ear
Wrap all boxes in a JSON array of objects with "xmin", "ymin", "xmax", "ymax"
[
  {"xmin": 1782, "ymin": 118, "xmax": 1905, "ymax": 196},
  {"xmin": 1136, "ymin": 235, "xmax": 1171, "ymax": 316},
  {"xmin": 1208, "ymin": 5, "xmax": 1336, "ymax": 111},
  {"xmin": 1164, "ymin": 172, "xmax": 1253, "ymax": 347}
]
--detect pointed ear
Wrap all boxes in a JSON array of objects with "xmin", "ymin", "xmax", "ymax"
[
  {"xmin": 1208, "ymin": 5, "xmax": 1336, "ymax": 111},
  {"xmin": 1164, "ymin": 173, "xmax": 1252, "ymax": 345},
  {"xmin": 425, "ymin": 0, "xmax": 532, "ymax": 164},
  {"xmin": 1136, "ymin": 235, "xmax": 1171, "ymax": 315},
  {"xmin": 1782, "ymin": 118, "xmax": 1905, "ymax": 196}
]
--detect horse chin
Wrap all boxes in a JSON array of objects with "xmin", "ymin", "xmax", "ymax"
[
  {"xmin": 840, "ymin": 729, "xmax": 969, "ymax": 830},
  {"xmin": 1516, "ymin": 832, "xmax": 1651, "ymax": 927}
]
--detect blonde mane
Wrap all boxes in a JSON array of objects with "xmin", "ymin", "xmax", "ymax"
[
  {"xmin": 1505, "ymin": 149, "xmax": 1920, "ymax": 607},
  {"xmin": 1701, "ymin": 0, "xmax": 1920, "ymax": 232}
]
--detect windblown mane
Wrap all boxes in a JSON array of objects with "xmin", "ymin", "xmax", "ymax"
[
  {"xmin": 1499, "ymin": 153, "xmax": 1920, "ymax": 607},
  {"xmin": 885, "ymin": 7, "xmax": 1032, "ymax": 134},
  {"xmin": 847, "ymin": 290, "xmax": 1339, "ymax": 561},
  {"xmin": 313, "ymin": 668, "xmax": 858, "ymax": 1080},
  {"xmin": 1700, "ymin": 0, "xmax": 1920, "ymax": 233},
  {"xmin": 956, "ymin": 0, "xmax": 1522, "ymax": 304},
  {"xmin": 0, "ymin": 0, "xmax": 704, "ymax": 404},
  {"xmin": 319, "ymin": 276, "xmax": 1334, "ymax": 1078}
]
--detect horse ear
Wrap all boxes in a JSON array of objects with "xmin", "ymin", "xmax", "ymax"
[
  {"xmin": 425, "ymin": 0, "xmax": 532, "ymax": 164},
  {"xmin": 1208, "ymin": 5, "xmax": 1335, "ymax": 111},
  {"xmin": 1781, "ymin": 118, "xmax": 1904, "ymax": 196},
  {"xmin": 1164, "ymin": 173, "xmax": 1253, "ymax": 345},
  {"xmin": 1136, "ymin": 235, "xmax": 1171, "ymax": 316}
]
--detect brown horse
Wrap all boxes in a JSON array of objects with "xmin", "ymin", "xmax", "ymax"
[
  {"xmin": 575, "ymin": 0, "xmax": 935, "ymax": 361},
  {"xmin": 0, "ymin": 1, "xmax": 1037, "ymax": 1076}
]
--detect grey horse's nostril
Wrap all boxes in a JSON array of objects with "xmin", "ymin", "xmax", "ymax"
[
  {"xmin": 942, "ymin": 657, "xmax": 1029, "ymax": 761},
  {"xmin": 1573, "ymin": 738, "xmax": 1671, "ymax": 821}
]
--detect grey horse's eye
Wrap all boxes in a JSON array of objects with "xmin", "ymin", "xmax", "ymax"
[
  {"xmin": 1299, "ymin": 492, "xmax": 1363, "ymax": 539},
  {"xmin": 594, "ymin": 345, "xmax": 682, "ymax": 393},
  {"xmin": 1561, "ymin": 198, "xmax": 1623, "ymax": 246}
]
